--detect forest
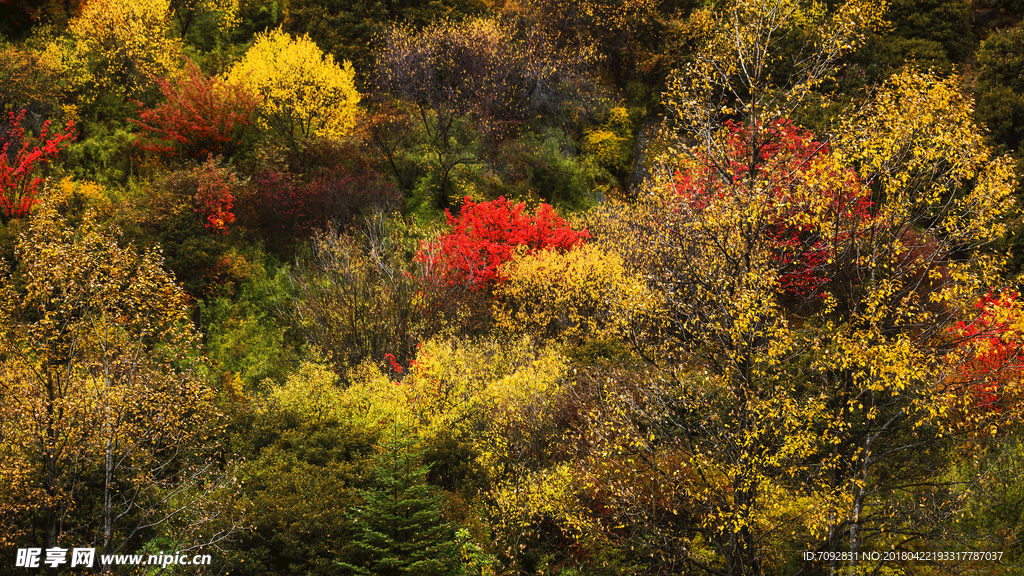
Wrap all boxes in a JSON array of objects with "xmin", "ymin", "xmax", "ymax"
[{"xmin": 1, "ymin": 0, "xmax": 1023, "ymax": 574}]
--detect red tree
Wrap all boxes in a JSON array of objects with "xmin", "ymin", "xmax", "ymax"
[
  {"xmin": 132, "ymin": 60, "xmax": 259, "ymax": 162},
  {"xmin": 418, "ymin": 196, "xmax": 589, "ymax": 290},
  {"xmin": 674, "ymin": 119, "xmax": 871, "ymax": 300},
  {"xmin": 0, "ymin": 109, "xmax": 75, "ymax": 223},
  {"xmin": 193, "ymin": 155, "xmax": 238, "ymax": 233}
]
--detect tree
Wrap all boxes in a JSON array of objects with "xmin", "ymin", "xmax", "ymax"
[
  {"xmin": 211, "ymin": 360, "xmax": 376, "ymax": 576},
  {"xmin": 340, "ymin": 429, "xmax": 460, "ymax": 576},
  {"xmin": 227, "ymin": 28, "xmax": 361, "ymax": 143},
  {"xmin": 374, "ymin": 15, "xmax": 594, "ymax": 207},
  {"xmin": 594, "ymin": 0, "xmax": 1018, "ymax": 573},
  {"xmin": 282, "ymin": 0, "xmax": 487, "ymax": 79},
  {"xmin": 288, "ymin": 219, "xmax": 423, "ymax": 370},
  {"xmin": 68, "ymin": 0, "xmax": 182, "ymax": 97},
  {"xmin": 168, "ymin": 0, "xmax": 238, "ymax": 38},
  {"xmin": 0, "ymin": 189, "xmax": 227, "ymax": 562},
  {"xmin": 131, "ymin": 58, "xmax": 260, "ymax": 162}
]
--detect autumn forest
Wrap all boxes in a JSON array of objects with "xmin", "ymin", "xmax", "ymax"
[{"xmin": 1, "ymin": 0, "xmax": 1024, "ymax": 574}]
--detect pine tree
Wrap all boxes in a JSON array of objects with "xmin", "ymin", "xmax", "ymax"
[{"xmin": 340, "ymin": 429, "xmax": 459, "ymax": 576}]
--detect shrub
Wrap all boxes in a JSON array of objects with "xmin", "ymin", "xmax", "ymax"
[
  {"xmin": 0, "ymin": 109, "xmax": 75, "ymax": 224},
  {"xmin": 132, "ymin": 59, "xmax": 260, "ymax": 162},
  {"xmin": 418, "ymin": 196, "xmax": 589, "ymax": 291}
]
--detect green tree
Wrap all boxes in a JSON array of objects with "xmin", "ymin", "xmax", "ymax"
[
  {"xmin": 341, "ymin": 427, "xmax": 460, "ymax": 576},
  {"xmin": 212, "ymin": 360, "xmax": 375, "ymax": 576}
]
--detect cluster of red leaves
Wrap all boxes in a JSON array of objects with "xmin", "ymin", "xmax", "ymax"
[
  {"xmin": 419, "ymin": 196, "xmax": 589, "ymax": 290},
  {"xmin": 955, "ymin": 291, "xmax": 1024, "ymax": 412},
  {"xmin": 0, "ymin": 109, "xmax": 75, "ymax": 222},
  {"xmin": 132, "ymin": 60, "xmax": 259, "ymax": 162},
  {"xmin": 193, "ymin": 156, "xmax": 238, "ymax": 233},
  {"xmin": 674, "ymin": 119, "xmax": 871, "ymax": 299},
  {"xmin": 384, "ymin": 353, "xmax": 404, "ymax": 375}
]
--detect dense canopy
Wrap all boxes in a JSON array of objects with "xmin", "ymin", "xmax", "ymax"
[{"xmin": 1, "ymin": 0, "xmax": 1023, "ymax": 574}]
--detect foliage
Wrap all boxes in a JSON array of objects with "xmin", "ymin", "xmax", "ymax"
[
  {"xmin": 671, "ymin": 118, "xmax": 871, "ymax": 302},
  {"xmin": 68, "ymin": 0, "xmax": 183, "ymax": 97},
  {"xmin": 168, "ymin": 0, "xmax": 239, "ymax": 39},
  {"xmin": 193, "ymin": 154, "xmax": 240, "ymax": 233},
  {"xmin": 374, "ymin": 14, "xmax": 595, "ymax": 207},
  {"xmin": 282, "ymin": 0, "xmax": 486, "ymax": 79},
  {"xmin": 950, "ymin": 291, "xmax": 1024, "ymax": 417},
  {"xmin": 129, "ymin": 163, "xmax": 237, "ymax": 296},
  {"xmin": 418, "ymin": 196, "xmax": 589, "ymax": 291},
  {"xmin": 0, "ymin": 109, "xmax": 75, "ymax": 224},
  {"xmin": 227, "ymin": 28, "xmax": 360, "ymax": 143},
  {"xmin": 594, "ymin": 0, "xmax": 1017, "ymax": 571},
  {"xmin": 340, "ymin": 430, "xmax": 460, "ymax": 576},
  {"xmin": 241, "ymin": 138, "xmax": 401, "ymax": 246},
  {"xmin": 214, "ymin": 361, "xmax": 376, "ymax": 576},
  {"xmin": 493, "ymin": 243, "xmax": 646, "ymax": 343},
  {"xmin": 132, "ymin": 59, "xmax": 260, "ymax": 162},
  {"xmin": 287, "ymin": 220, "xmax": 422, "ymax": 370},
  {"xmin": 501, "ymin": 0, "xmax": 662, "ymax": 86},
  {"xmin": 975, "ymin": 23, "xmax": 1024, "ymax": 155},
  {"xmin": 0, "ymin": 193, "xmax": 225, "ymax": 558},
  {"xmin": 203, "ymin": 249, "xmax": 298, "ymax": 390},
  {"xmin": 582, "ymin": 105, "xmax": 634, "ymax": 194},
  {"xmin": 0, "ymin": 40, "xmax": 65, "ymax": 118}
]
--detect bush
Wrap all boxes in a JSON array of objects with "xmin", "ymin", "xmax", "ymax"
[
  {"xmin": 417, "ymin": 196, "xmax": 589, "ymax": 292},
  {"xmin": 132, "ymin": 59, "xmax": 260, "ymax": 163}
]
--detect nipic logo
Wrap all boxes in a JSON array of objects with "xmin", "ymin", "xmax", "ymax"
[
  {"xmin": 14, "ymin": 547, "xmax": 211, "ymax": 569},
  {"xmin": 15, "ymin": 548, "xmax": 95, "ymax": 568}
]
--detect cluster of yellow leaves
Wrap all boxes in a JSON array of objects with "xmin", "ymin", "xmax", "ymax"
[
  {"xmin": 493, "ymin": 243, "xmax": 648, "ymax": 343},
  {"xmin": 312, "ymin": 335, "xmax": 598, "ymax": 555},
  {"xmin": 583, "ymin": 105, "xmax": 634, "ymax": 179},
  {"xmin": 227, "ymin": 28, "xmax": 360, "ymax": 142},
  {"xmin": 69, "ymin": 0, "xmax": 183, "ymax": 95}
]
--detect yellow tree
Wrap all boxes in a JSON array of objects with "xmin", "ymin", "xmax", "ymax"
[
  {"xmin": 596, "ymin": 0, "xmax": 1018, "ymax": 574},
  {"xmin": 227, "ymin": 28, "xmax": 361, "ymax": 143},
  {"xmin": 0, "ymin": 188, "xmax": 226, "ymax": 564},
  {"xmin": 69, "ymin": 0, "xmax": 182, "ymax": 97}
]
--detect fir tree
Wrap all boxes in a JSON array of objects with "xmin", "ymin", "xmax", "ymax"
[{"xmin": 340, "ymin": 429, "xmax": 460, "ymax": 576}]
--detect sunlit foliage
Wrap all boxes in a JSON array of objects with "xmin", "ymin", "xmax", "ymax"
[
  {"xmin": 132, "ymin": 59, "xmax": 259, "ymax": 162},
  {"xmin": 0, "ymin": 190, "xmax": 225, "ymax": 558},
  {"xmin": 227, "ymin": 28, "xmax": 360, "ymax": 143},
  {"xmin": 0, "ymin": 110, "xmax": 75, "ymax": 224},
  {"xmin": 69, "ymin": 0, "xmax": 183, "ymax": 96}
]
